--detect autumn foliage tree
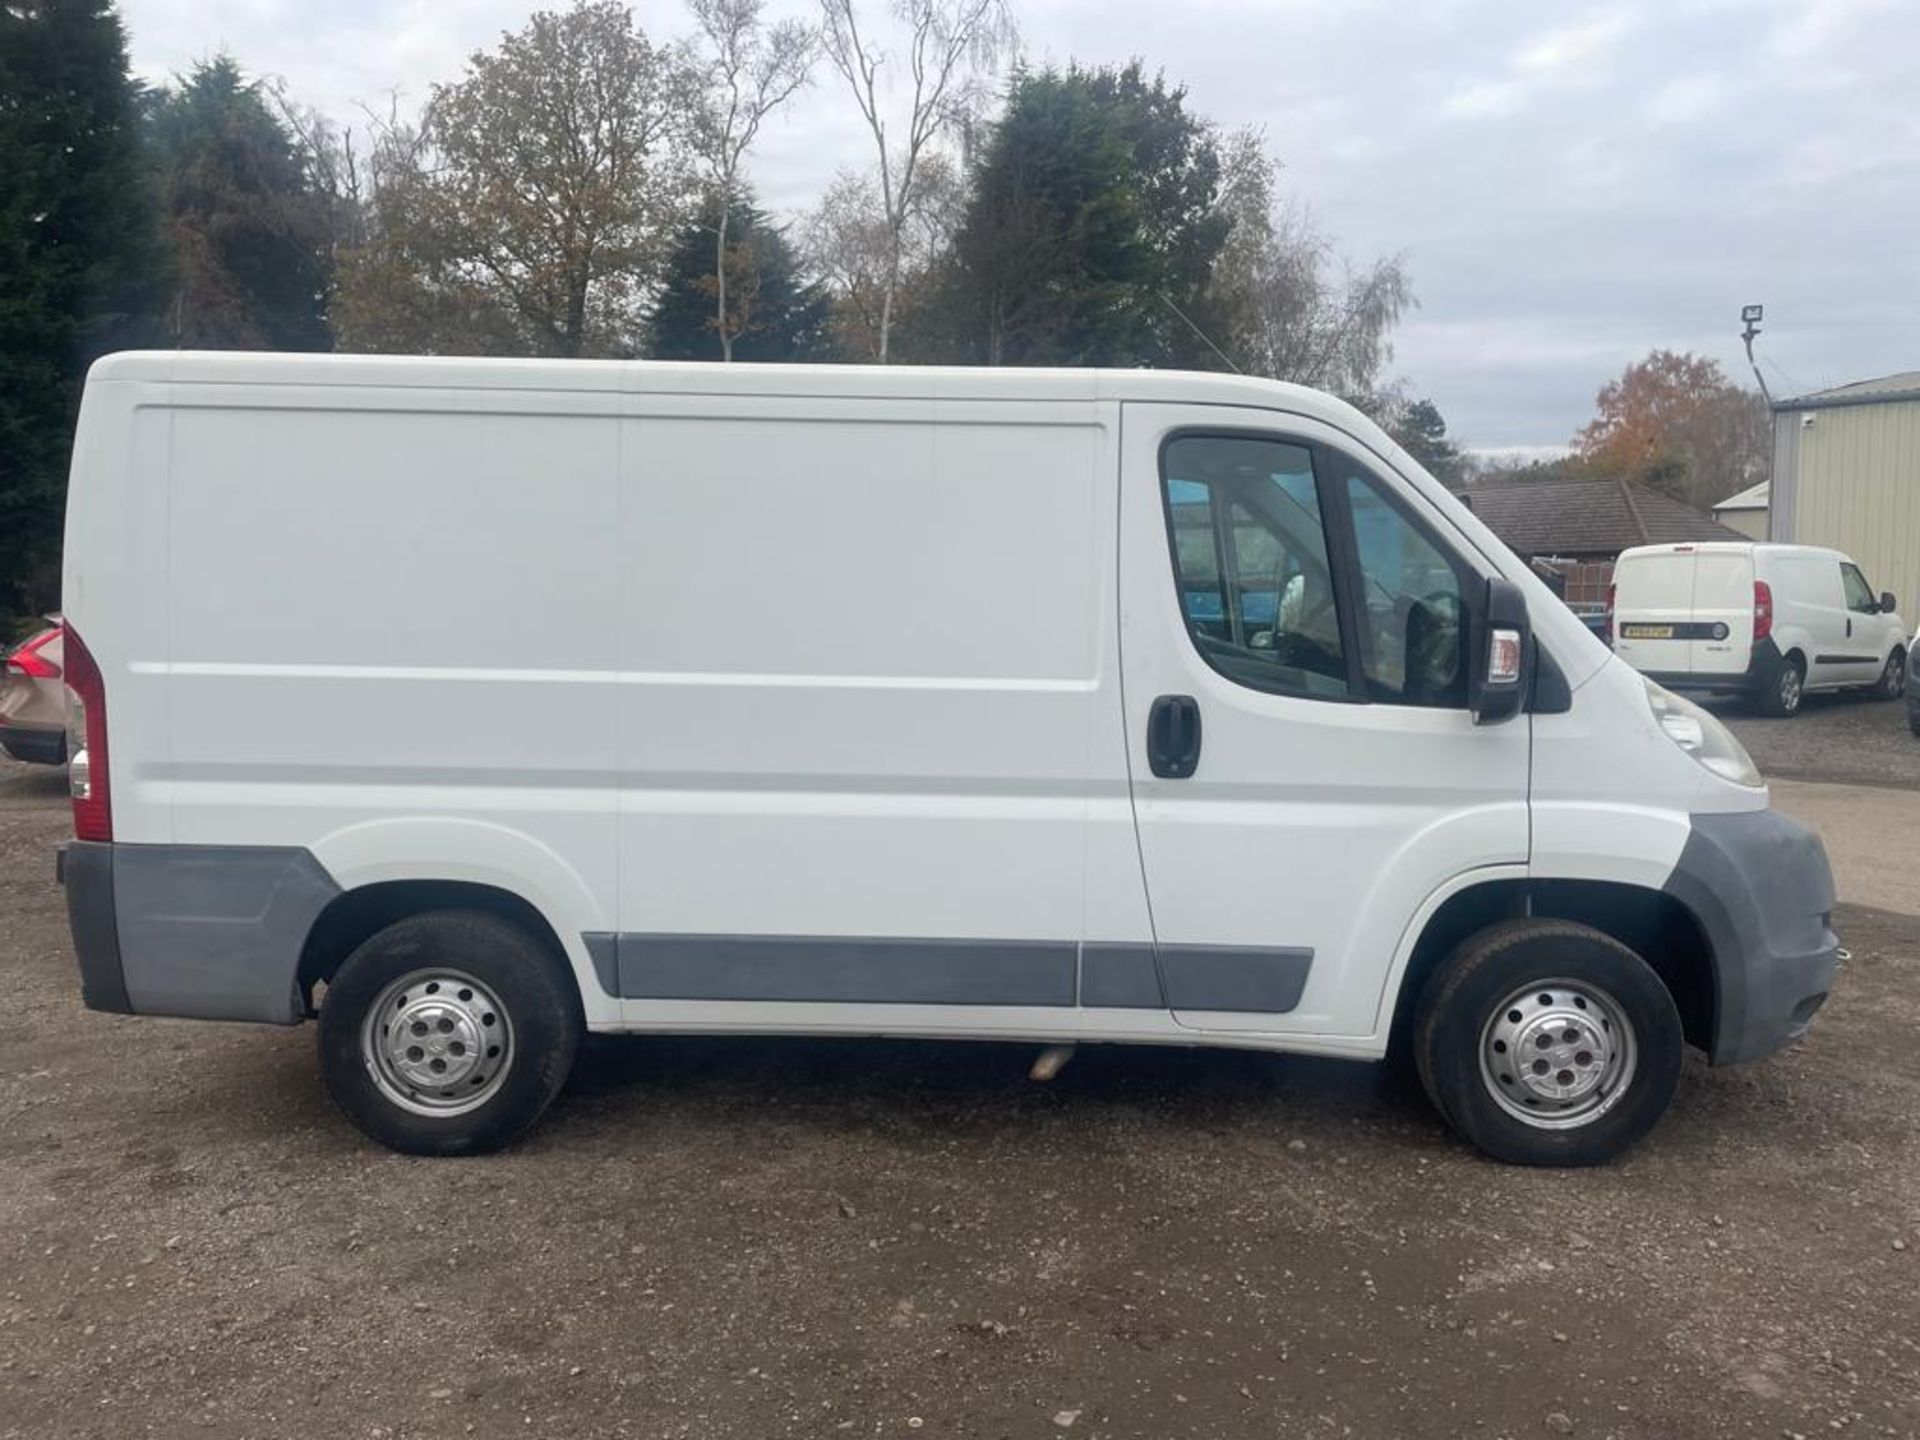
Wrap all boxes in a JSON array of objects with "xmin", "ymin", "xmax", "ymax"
[
  {"xmin": 1573, "ymin": 350, "xmax": 1769, "ymax": 510},
  {"xmin": 337, "ymin": 1, "xmax": 694, "ymax": 357}
]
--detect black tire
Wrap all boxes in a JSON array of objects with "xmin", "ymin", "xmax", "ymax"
[
  {"xmin": 318, "ymin": 909, "xmax": 582, "ymax": 1156},
  {"xmin": 1877, "ymin": 647, "xmax": 1907, "ymax": 701},
  {"xmin": 1756, "ymin": 652, "xmax": 1805, "ymax": 717},
  {"xmin": 1413, "ymin": 919, "xmax": 1684, "ymax": 1167}
]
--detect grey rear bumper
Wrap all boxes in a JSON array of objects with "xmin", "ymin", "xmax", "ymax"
[
  {"xmin": 1663, "ymin": 809, "xmax": 1840, "ymax": 1065},
  {"xmin": 62, "ymin": 841, "xmax": 340, "ymax": 1025}
]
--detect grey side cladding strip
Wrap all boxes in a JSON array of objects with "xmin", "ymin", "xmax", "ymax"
[
  {"xmin": 1079, "ymin": 942, "xmax": 1165, "ymax": 1008},
  {"xmin": 65, "ymin": 841, "xmax": 132, "ymax": 1014},
  {"xmin": 581, "ymin": 932, "xmax": 619, "ymax": 998},
  {"xmin": 114, "ymin": 844, "xmax": 341, "ymax": 1025},
  {"xmin": 1159, "ymin": 944, "xmax": 1313, "ymax": 1014},
  {"xmin": 618, "ymin": 934, "xmax": 1078, "ymax": 1007}
]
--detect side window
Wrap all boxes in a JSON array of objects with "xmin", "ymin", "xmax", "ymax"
[
  {"xmin": 1160, "ymin": 436, "xmax": 1349, "ymax": 700},
  {"xmin": 1335, "ymin": 462, "xmax": 1470, "ymax": 708},
  {"xmin": 1840, "ymin": 563, "xmax": 1877, "ymax": 614}
]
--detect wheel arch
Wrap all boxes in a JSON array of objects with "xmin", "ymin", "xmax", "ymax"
[
  {"xmin": 302, "ymin": 817, "xmax": 616, "ymax": 1023},
  {"xmin": 1388, "ymin": 877, "xmax": 1718, "ymax": 1058},
  {"xmin": 296, "ymin": 879, "xmax": 586, "ymax": 1016}
]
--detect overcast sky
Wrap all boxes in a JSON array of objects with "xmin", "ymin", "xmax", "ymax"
[{"xmin": 116, "ymin": 0, "xmax": 1920, "ymax": 456}]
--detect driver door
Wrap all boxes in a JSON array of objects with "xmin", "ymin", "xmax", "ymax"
[{"xmin": 1118, "ymin": 404, "xmax": 1531, "ymax": 1040}]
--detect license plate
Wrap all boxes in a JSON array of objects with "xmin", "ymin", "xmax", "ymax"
[{"xmin": 1622, "ymin": 624, "xmax": 1674, "ymax": 639}]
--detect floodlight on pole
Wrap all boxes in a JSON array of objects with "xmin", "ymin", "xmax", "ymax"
[{"xmin": 1740, "ymin": 303, "xmax": 1771, "ymax": 405}]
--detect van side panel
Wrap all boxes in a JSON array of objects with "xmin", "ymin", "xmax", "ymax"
[
  {"xmin": 612, "ymin": 397, "xmax": 1146, "ymax": 1007},
  {"xmin": 154, "ymin": 387, "xmax": 624, "ymax": 1020}
]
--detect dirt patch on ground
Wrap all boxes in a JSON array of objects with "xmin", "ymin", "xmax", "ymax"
[{"xmin": 2, "ymin": 759, "xmax": 1917, "ymax": 1439}]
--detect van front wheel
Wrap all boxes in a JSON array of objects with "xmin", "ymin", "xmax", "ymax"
[
  {"xmin": 317, "ymin": 910, "xmax": 582, "ymax": 1155},
  {"xmin": 1413, "ymin": 920, "xmax": 1683, "ymax": 1166}
]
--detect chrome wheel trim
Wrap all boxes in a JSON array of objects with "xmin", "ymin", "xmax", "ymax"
[
  {"xmin": 360, "ymin": 968, "xmax": 515, "ymax": 1118},
  {"xmin": 1479, "ymin": 978, "xmax": 1637, "ymax": 1130},
  {"xmin": 1884, "ymin": 653, "xmax": 1905, "ymax": 698},
  {"xmin": 1779, "ymin": 666, "xmax": 1803, "ymax": 713}
]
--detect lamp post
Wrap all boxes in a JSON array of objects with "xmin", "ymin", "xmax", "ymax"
[{"xmin": 1740, "ymin": 304, "xmax": 1772, "ymax": 406}]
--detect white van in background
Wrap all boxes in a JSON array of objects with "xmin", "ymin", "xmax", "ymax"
[
  {"xmin": 1611, "ymin": 542, "xmax": 1908, "ymax": 717},
  {"xmin": 58, "ymin": 353, "xmax": 1839, "ymax": 1168}
]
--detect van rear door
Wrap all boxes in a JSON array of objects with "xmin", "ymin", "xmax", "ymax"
[
  {"xmin": 1687, "ymin": 550, "xmax": 1754, "ymax": 680},
  {"xmin": 1612, "ymin": 549, "xmax": 1697, "ymax": 680}
]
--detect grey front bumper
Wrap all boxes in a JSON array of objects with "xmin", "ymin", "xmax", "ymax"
[
  {"xmin": 1663, "ymin": 809, "xmax": 1841, "ymax": 1065},
  {"xmin": 61, "ymin": 841, "xmax": 340, "ymax": 1025}
]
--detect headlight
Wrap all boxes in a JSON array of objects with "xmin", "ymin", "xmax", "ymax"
[{"xmin": 1644, "ymin": 679, "xmax": 1762, "ymax": 788}]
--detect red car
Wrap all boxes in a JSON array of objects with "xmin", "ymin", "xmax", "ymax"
[{"xmin": 0, "ymin": 621, "xmax": 66, "ymax": 765}]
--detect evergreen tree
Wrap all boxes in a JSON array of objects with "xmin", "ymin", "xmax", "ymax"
[
  {"xmin": 1392, "ymin": 398, "xmax": 1467, "ymax": 488},
  {"xmin": 646, "ymin": 196, "xmax": 836, "ymax": 362},
  {"xmin": 0, "ymin": 0, "xmax": 158, "ymax": 628},
  {"xmin": 932, "ymin": 63, "xmax": 1230, "ymax": 367},
  {"xmin": 145, "ymin": 56, "xmax": 332, "ymax": 351}
]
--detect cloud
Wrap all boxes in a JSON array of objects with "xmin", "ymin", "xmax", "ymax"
[
  {"xmin": 1645, "ymin": 73, "xmax": 1727, "ymax": 126},
  {"xmin": 1513, "ymin": 12, "xmax": 1635, "ymax": 77},
  {"xmin": 1442, "ymin": 79, "xmax": 1525, "ymax": 120},
  {"xmin": 1442, "ymin": 8, "xmax": 1637, "ymax": 122}
]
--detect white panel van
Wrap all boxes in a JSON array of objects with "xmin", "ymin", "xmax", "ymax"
[
  {"xmin": 58, "ymin": 354, "xmax": 1839, "ymax": 1166},
  {"xmin": 1612, "ymin": 542, "xmax": 1908, "ymax": 716}
]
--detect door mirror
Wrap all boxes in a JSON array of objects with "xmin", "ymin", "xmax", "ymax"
[
  {"xmin": 1470, "ymin": 577, "xmax": 1530, "ymax": 725},
  {"xmin": 1881, "ymin": 592, "xmax": 1898, "ymax": 614}
]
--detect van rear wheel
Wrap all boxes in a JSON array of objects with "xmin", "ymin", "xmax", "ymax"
[
  {"xmin": 1413, "ymin": 919, "xmax": 1683, "ymax": 1166},
  {"xmin": 1757, "ymin": 654, "xmax": 1804, "ymax": 717},
  {"xmin": 317, "ymin": 910, "xmax": 581, "ymax": 1155}
]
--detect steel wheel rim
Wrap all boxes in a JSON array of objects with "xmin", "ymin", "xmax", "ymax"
[
  {"xmin": 1885, "ymin": 655, "xmax": 1905, "ymax": 698},
  {"xmin": 360, "ymin": 968, "xmax": 515, "ymax": 1117},
  {"xmin": 1479, "ymin": 978, "xmax": 1637, "ymax": 1130},
  {"xmin": 1780, "ymin": 667, "xmax": 1802, "ymax": 712}
]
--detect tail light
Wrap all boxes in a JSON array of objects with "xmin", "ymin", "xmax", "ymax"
[
  {"xmin": 62, "ymin": 624, "xmax": 111, "ymax": 842},
  {"xmin": 5, "ymin": 627, "xmax": 62, "ymax": 680},
  {"xmin": 1753, "ymin": 580, "xmax": 1773, "ymax": 644},
  {"xmin": 1603, "ymin": 582, "xmax": 1616, "ymax": 648}
]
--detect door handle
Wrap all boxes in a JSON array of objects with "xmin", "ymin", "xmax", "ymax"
[
  {"xmin": 1147, "ymin": 694, "xmax": 1202, "ymax": 779},
  {"xmin": 1847, "ymin": 617, "xmax": 1853, "ymax": 638}
]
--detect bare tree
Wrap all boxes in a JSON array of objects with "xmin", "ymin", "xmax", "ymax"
[
  {"xmin": 1209, "ymin": 128, "xmax": 1412, "ymax": 405},
  {"xmin": 818, "ymin": 0, "xmax": 1015, "ymax": 361},
  {"xmin": 800, "ymin": 152, "xmax": 960, "ymax": 358},
  {"xmin": 685, "ymin": 0, "xmax": 817, "ymax": 361}
]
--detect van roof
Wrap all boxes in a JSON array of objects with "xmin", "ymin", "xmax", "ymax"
[
  {"xmin": 1616, "ymin": 541, "xmax": 1851, "ymax": 562},
  {"xmin": 88, "ymin": 348, "xmax": 1371, "ymax": 423}
]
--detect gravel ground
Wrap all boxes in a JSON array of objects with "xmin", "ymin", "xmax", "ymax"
[
  {"xmin": 2, "ymin": 756, "xmax": 1918, "ymax": 1440},
  {"xmin": 1712, "ymin": 688, "xmax": 1920, "ymax": 790}
]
